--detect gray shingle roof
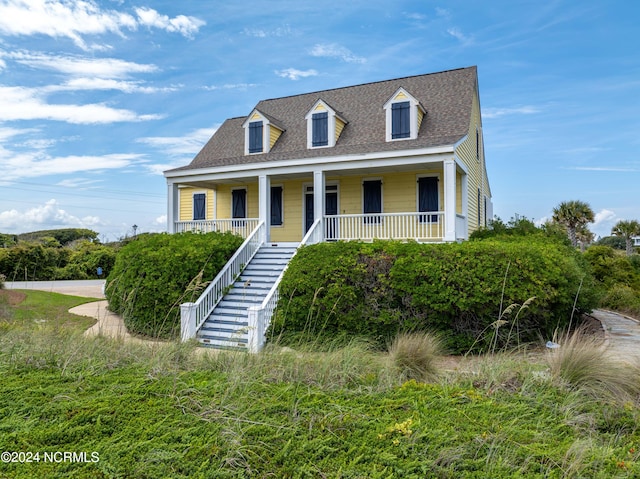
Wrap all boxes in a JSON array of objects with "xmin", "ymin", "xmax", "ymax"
[{"xmin": 169, "ymin": 66, "xmax": 477, "ymax": 173}]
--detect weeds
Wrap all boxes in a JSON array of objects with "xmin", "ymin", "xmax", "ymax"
[{"xmin": 387, "ymin": 331, "xmax": 444, "ymax": 382}]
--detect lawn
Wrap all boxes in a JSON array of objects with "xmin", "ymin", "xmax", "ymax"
[{"xmin": 0, "ymin": 290, "xmax": 639, "ymax": 478}]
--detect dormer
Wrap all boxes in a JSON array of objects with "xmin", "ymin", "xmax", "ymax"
[
  {"xmin": 304, "ymin": 100, "xmax": 347, "ymax": 149},
  {"xmin": 242, "ymin": 109, "xmax": 285, "ymax": 155},
  {"xmin": 383, "ymin": 88, "xmax": 426, "ymax": 142}
]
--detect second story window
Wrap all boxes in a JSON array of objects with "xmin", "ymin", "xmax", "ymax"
[
  {"xmin": 248, "ymin": 121, "xmax": 263, "ymax": 153},
  {"xmin": 312, "ymin": 112, "xmax": 328, "ymax": 147},
  {"xmin": 391, "ymin": 101, "xmax": 410, "ymax": 139}
]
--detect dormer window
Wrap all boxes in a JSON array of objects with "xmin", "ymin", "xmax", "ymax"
[
  {"xmin": 384, "ymin": 88, "xmax": 425, "ymax": 142},
  {"xmin": 305, "ymin": 100, "xmax": 347, "ymax": 149},
  {"xmin": 242, "ymin": 110, "xmax": 284, "ymax": 155}
]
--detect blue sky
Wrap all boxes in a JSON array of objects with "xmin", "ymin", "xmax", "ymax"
[{"xmin": 0, "ymin": 0, "xmax": 638, "ymax": 241}]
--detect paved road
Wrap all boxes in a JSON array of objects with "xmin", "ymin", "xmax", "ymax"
[{"xmin": 5, "ymin": 280, "xmax": 105, "ymax": 298}]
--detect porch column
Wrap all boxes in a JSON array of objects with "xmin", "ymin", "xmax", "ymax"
[
  {"xmin": 167, "ymin": 181, "xmax": 179, "ymax": 234},
  {"xmin": 313, "ymin": 170, "xmax": 325, "ymax": 226},
  {"xmin": 461, "ymin": 173, "xmax": 469, "ymax": 240},
  {"xmin": 443, "ymin": 159, "xmax": 456, "ymax": 242},
  {"xmin": 258, "ymin": 174, "xmax": 270, "ymax": 242}
]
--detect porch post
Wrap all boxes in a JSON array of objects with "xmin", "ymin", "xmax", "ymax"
[
  {"xmin": 167, "ymin": 181, "xmax": 179, "ymax": 234},
  {"xmin": 313, "ymin": 170, "xmax": 325, "ymax": 231},
  {"xmin": 461, "ymin": 173, "xmax": 469, "ymax": 240},
  {"xmin": 258, "ymin": 174, "xmax": 270, "ymax": 242},
  {"xmin": 443, "ymin": 159, "xmax": 456, "ymax": 242}
]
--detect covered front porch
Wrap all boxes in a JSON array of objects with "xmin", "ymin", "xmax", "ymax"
[{"xmin": 168, "ymin": 156, "xmax": 470, "ymax": 243}]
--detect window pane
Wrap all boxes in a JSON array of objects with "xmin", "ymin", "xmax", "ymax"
[
  {"xmin": 391, "ymin": 101, "xmax": 410, "ymax": 139},
  {"xmin": 312, "ymin": 112, "xmax": 328, "ymax": 147},
  {"xmin": 249, "ymin": 121, "xmax": 263, "ymax": 153}
]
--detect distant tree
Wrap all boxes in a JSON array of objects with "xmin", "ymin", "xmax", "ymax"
[
  {"xmin": 552, "ymin": 200, "xmax": 595, "ymax": 248},
  {"xmin": 612, "ymin": 219, "xmax": 640, "ymax": 256},
  {"xmin": 17, "ymin": 228, "xmax": 98, "ymax": 245},
  {"xmin": 596, "ymin": 235, "xmax": 627, "ymax": 250}
]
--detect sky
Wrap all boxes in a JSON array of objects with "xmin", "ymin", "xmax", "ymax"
[{"xmin": 0, "ymin": 0, "xmax": 638, "ymax": 242}]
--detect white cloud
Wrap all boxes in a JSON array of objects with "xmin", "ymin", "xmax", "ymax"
[
  {"xmin": 483, "ymin": 106, "xmax": 540, "ymax": 118},
  {"xmin": 592, "ymin": 209, "xmax": 618, "ymax": 238},
  {"xmin": 155, "ymin": 215, "xmax": 167, "ymax": 225},
  {"xmin": 568, "ymin": 166, "xmax": 640, "ymax": 173},
  {"xmin": 242, "ymin": 25, "xmax": 292, "ymax": 38},
  {"xmin": 0, "ymin": 151, "xmax": 145, "ymax": 181},
  {"xmin": 275, "ymin": 68, "xmax": 318, "ymax": 80},
  {"xmin": 0, "ymin": 86, "xmax": 163, "ymax": 124},
  {"xmin": 56, "ymin": 178, "xmax": 102, "ymax": 188},
  {"xmin": 0, "ymin": 199, "xmax": 102, "ymax": 231},
  {"xmin": 134, "ymin": 7, "xmax": 205, "ymax": 39},
  {"xmin": 203, "ymin": 83, "xmax": 257, "ymax": 91},
  {"xmin": 447, "ymin": 27, "xmax": 473, "ymax": 44},
  {"xmin": 138, "ymin": 126, "xmax": 217, "ymax": 157},
  {"xmin": 310, "ymin": 43, "xmax": 366, "ymax": 64},
  {"xmin": 48, "ymin": 77, "xmax": 176, "ymax": 94},
  {"xmin": 0, "ymin": 0, "xmax": 204, "ymax": 50},
  {"xmin": 10, "ymin": 51, "xmax": 157, "ymax": 78}
]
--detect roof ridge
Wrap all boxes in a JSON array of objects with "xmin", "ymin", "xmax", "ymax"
[{"xmin": 257, "ymin": 66, "xmax": 476, "ymax": 104}]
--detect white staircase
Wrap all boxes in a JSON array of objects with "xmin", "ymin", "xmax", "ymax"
[{"xmin": 196, "ymin": 245, "xmax": 297, "ymax": 350}]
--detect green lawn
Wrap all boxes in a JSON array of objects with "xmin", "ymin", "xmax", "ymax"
[{"xmin": 0, "ymin": 291, "xmax": 639, "ymax": 478}]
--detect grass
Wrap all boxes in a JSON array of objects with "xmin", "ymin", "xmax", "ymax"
[{"xmin": 1, "ymin": 292, "xmax": 640, "ymax": 477}]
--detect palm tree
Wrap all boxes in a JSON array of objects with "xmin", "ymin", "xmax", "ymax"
[
  {"xmin": 612, "ymin": 219, "xmax": 640, "ymax": 256},
  {"xmin": 552, "ymin": 200, "xmax": 595, "ymax": 248}
]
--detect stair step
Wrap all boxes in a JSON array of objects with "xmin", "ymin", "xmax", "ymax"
[
  {"xmin": 208, "ymin": 307, "xmax": 250, "ymax": 318},
  {"xmin": 197, "ymin": 335, "xmax": 248, "ymax": 349},
  {"xmin": 202, "ymin": 316, "xmax": 248, "ymax": 327}
]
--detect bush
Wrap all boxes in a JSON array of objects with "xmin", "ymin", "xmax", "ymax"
[
  {"xmin": 387, "ymin": 331, "xmax": 443, "ymax": 382},
  {"xmin": 105, "ymin": 232, "xmax": 243, "ymax": 339},
  {"xmin": 272, "ymin": 238, "xmax": 598, "ymax": 353},
  {"xmin": 56, "ymin": 240, "xmax": 117, "ymax": 279}
]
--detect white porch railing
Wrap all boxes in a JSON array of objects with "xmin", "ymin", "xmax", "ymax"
[
  {"xmin": 175, "ymin": 219, "xmax": 259, "ymax": 238},
  {"xmin": 180, "ymin": 221, "xmax": 265, "ymax": 341},
  {"xmin": 323, "ymin": 212, "xmax": 445, "ymax": 242},
  {"xmin": 246, "ymin": 218, "xmax": 323, "ymax": 353}
]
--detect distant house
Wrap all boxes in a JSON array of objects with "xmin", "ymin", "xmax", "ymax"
[
  {"xmin": 634, "ymin": 236, "xmax": 640, "ymax": 247},
  {"xmin": 164, "ymin": 66, "xmax": 493, "ymax": 351}
]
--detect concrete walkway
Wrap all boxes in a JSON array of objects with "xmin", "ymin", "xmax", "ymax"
[{"xmin": 590, "ymin": 309, "xmax": 640, "ymax": 361}]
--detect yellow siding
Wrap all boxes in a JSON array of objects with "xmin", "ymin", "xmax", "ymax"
[
  {"xmin": 269, "ymin": 126, "xmax": 282, "ymax": 149},
  {"xmin": 456, "ymin": 172, "xmax": 463, "ymax": 215},
  {"xmin": 394, "ymin": 91, "xmax": 407, "ymax": 101},
  {"xmin": 314, "ymin": 104, "xmax": 327, "ymax": 111},
  {"xmin": 178, "ymin": 187, "xmax": 214, "ymax": 221},
  {"xmin": 417, "ymin": 108, "xmax": 425, "ymax": 131},
  {"xmin": 270, "ymin": 179, "xmax": 304, "ymax": 242},
  {"xmin": 250, "ymin": 112, "xmax": 261, "ymax": 120},
  {"xmin": 215, "ymin": 183, "xmax": 258, "ymax": 219},
  {"xmin": 335, "ymin": 118, "xmax": 346, "ymax": 142}
]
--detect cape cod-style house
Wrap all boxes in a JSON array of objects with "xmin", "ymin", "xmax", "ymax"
[{"xmin": 164, "ymin": 66, "xmax": 492, "ymax": 352}]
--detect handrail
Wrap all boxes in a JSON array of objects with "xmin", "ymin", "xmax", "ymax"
[
  {"xmin": 180, "ymin": 221, "xmax": 265, "ymax": 341},
  {"xmin": 247, "ymin": 218, "xmax": 323, "ymax": 352},
  {"xmin": 323, "ymin": 211, "xmax": 445, "ymax": 241},
  {"xmin": 175, "ymin": 219, "xmax": 259, "ymax": 238}
]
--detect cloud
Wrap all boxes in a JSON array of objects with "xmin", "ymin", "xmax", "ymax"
[
  {"xmin": 138, "ymin": 126, "xmax": 217, "ymax": 157},
  {"xmin": 0, "ymin": 86, "xmax": 163, "ymax": 124},
  {"xmin": 0, "ymin": 150, "xmax": 146, "ymax": 181},
  {"xmin": 0, "ymin": 0, "xmax": 205, "ymax": 50},
  {"xmin": 203, "ymin": 83, "xmax": 257, "ymax": 91},
  {"xmin": 483, "ymin": 106, "xmax": 540, "ymax": 118},
  {"xmin": 275, "ymin": 68, "xmax": 318, "ymax": 80},
  {"xmin": 155, "ymin": 215, "xmax": 167, "ymax": 225},
  {"xmin": 310, "ymin": 43, "xmax": 366, "ymax": 64},
  {"xmin": 0, "ymin": 199, "xmax": 102, "ymax": 231},
  {"xmin": 242, "ymin": 25, "xmax": 292, "ymax": 38},
  {"xmin": 447, "ymin": 27, "xmax": 473, "ymax": 44},
  {"xmin": 134, "ymin": 7, "xmax": 205, "ymax": 39},
  {"xmin": 48, "ymin": 77, "xmax": 176, "ymax": 94},
  {"xmin": 567, "ymin": 166, "xmax": 640, "ymax": 173},
  {"xmin": 592, "ymin": 209, "xmax": 618, "ymax": 237},
  {"xmin": 9, "ymin": 51, "xmax": 158, "ymax": 78}
]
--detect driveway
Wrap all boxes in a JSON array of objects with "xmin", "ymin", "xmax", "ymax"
[{"xmin": 5, "ymin": 280, "xmax": 105, "ymax": 298}]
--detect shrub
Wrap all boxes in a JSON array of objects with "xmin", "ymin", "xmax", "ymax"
[
  {"xmin": 105, "ymin": 232, "xmax": 243, "ymax": 339},
  {"xmin": 272, "ymin": 238, "xmax": 598, "ymax": 353},
  {"xmin": 56, "ymin": 240, "xmax": 117, "ymax": 279},
  {"xmin": 387, "ymin": 331, "xmax": 443, "ymax": 382}
]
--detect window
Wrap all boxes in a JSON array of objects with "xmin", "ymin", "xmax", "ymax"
[
  {"xmin": 232, "ymin": 189, "xmax": 246, "ymax": 226},
  {"xmin": 363, "ymin": 180, "xmax": 382, "ymax": 223},
  {"xmin": 248, "ymin": 121, "xmax": 263, "ymax": 153},
  {"xmin": 477, "ymin": 188, "xmax": 481, "ymax": 226},
  {"xmin": 270, "ymin": 186, "xmax": 283, "ymax": 226},
  {"xmin": 312, "ymin": 112, "xmax": 328, "ymax": 147},
  {"xmin": 193, "ymin": 193, "xmax": 206, "ymax": 220},
  {"xmin": 391, "ymin": 101, "xmax": 410, "ymax": 139}
]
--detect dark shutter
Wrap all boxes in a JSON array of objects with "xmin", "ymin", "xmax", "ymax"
[
  {"xmin": 193, "ymin": 193, "xmax": 206, "ymax": 220},
  {"xmin": 249, "ymin": 121, "xmax": 263, "ymax": 153},
  {"xmin": 312, "ymin": 112, "xmax": 328, "ymax": 147},
  {"xmin": 232, "ymin": 189, "xmax": 246, "ymax": 218},
  {"xmin": 270, "ymin": 186, "xmax": 283, "ymax": 226},
  {"xmin": 391, "ymin": 101, "xmax": 410, "ymax": 139},
  {"xmin": 418, "ymin": 177, "xmax": 438, "ymax": 223},
  {"xmin": 363, "ymin": 180, "xmax": 382, "ymax": 223}
]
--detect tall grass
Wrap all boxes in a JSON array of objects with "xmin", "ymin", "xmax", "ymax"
[
  {"xmin": 387, "ymin": 331, "xmax": 444, "ymax": 382},
  {"xmin": 547, "ymin": 328, "xmax": 640, "ymax": 403}
]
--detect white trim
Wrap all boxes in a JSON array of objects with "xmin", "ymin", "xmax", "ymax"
[
  {"xmin": 383, "ymin": 87, "xmax": 425, "ymax": 142},
  {"xmin": 305, "ymin": 100, "xmax": 344, "ymax": 149},
  {"xmin": 164, "ymin": 146, "xmax": 455, "ymax": 182},
  {"xmin": 242, "ymin": 110, "xmax": 283, "ymax": 156}
]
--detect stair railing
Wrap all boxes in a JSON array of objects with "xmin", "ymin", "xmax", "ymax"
[
  {"xmin": 247, "ymin": 218, "xmax": 323, "ymax": 352},
  {"xmin": 180, "ymin": 221, "xmax": 265, "ymax": 341}
]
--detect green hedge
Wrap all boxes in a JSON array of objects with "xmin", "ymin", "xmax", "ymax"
[
  {"xmin": 271, "ymin": 238, "xmax": 598, "ymax": 352},
  {"xmin": 105, "ymin": 232, "xmax": 243, "ymax": 339}
]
